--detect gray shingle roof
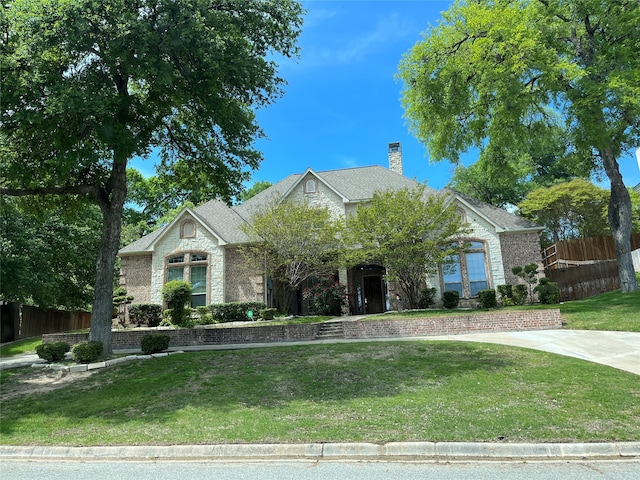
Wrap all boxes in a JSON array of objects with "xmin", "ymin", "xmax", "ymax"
[{"xmin": 119, "ymin": 166, "xmax": 540, "ymax": 255}]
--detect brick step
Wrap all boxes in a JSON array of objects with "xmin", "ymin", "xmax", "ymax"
[{"xmin": 317, "ymin": 322, "xmax": 344, "ymax": 339}]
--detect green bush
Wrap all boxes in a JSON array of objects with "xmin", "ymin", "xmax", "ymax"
[
  {"xmin": 477, "ymin": 289, "xmax": 497, "ymax": 309},
  {"xmin": 209, "ymin": 302, "xmax": 267, "ymax": 323},
  {"xmin": 128, "ymin": 304, "xmax": 163, "ymax": 327},
  {"xmin": 195, "ymin": 306, "xmax": 215, "ymax": 325},
  {"xmin": 442, "ymin": 290, "xmax": 460, "ymax": 309},
  {"xmin": 259, "ymin": 308, "xmax": 278, "ymax": 321},
  {"xmin": 417, "ymin": 287, "xmax": 437, "ymax": 309},
  {"xmin": 141, "ymin": 333, "xmax": 171, "ymax": 354},
  {"xmin": 497, "ymin": 284, "xmax": 512, "ymax": 301},
  {"xmin": 72, "ymin": 341, "xmax": 103, "ymax": 363},
  {"xmin": 162, "ymin": 280, "xmax": 192, "ymax": 326},
  {"xmin": 35, "ymin": 342, "xmax": 70, "ymax": 363},
  {"xmin": 534, "ymin": 277, "xmax": 560, "ymax": 304},
  {"xmin": 512, "ymin": 284, "xmax": 528, "ymax": 305}
]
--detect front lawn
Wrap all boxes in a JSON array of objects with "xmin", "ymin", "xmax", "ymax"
[{"xmin": 1, "ymin": 341, "xmax": 638, "ymax": 446}]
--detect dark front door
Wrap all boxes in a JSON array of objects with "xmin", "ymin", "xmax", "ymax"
[{"xmin": 363, "ymin": 275, "xmax": 384, "ymax": 314}]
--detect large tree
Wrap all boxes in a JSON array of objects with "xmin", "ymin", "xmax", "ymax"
[
  {"xmin": 241, "ymin": 199, "xmax": 343, "ymax": 314},
  {"xmin": 343, "ymin": 186, "xmax": 469, "ymax": 309},
  {"xmin": 399, "ymin": 0, "xmax": 640, "ymax": 292},
  {"xmin": 1, "ymin": 196, "xmax": 101, "ymax": 310},
  {"xmin": 0, "ymin": 0, "xmax": 304, "ymax": 352},
  {"xmin": 449, "ymin": 125, "xmax": 593, "ymax": 208}
]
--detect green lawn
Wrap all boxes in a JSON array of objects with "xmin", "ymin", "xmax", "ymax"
[
  {"xmin": 0, "ymin": 337, "xmax": 42, "ymax": 358},
  {"xmin": 1, "ymin": 341, "xmax": 638, "ymax": 446}
]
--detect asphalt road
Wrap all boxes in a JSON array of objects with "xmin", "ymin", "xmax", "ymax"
[{"xmin": 2, "ymin": 459, "xmax": 639, "ymax": 480}]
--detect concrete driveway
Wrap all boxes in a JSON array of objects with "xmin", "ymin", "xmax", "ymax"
[{"xmin": 426, "ymin": 329, "xmax": 640, "ymax": 375}]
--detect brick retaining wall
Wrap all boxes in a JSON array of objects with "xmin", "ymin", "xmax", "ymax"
[
  {"xmin": 43, "ymin": 309, "xmax": 562, "ymax": 349},
  {"xmin": 343, "ymin": 310, "xmax": 562, "ymax": 339}
]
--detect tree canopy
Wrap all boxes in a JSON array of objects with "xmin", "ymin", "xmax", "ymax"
[
  {"xmin": 399, "ymin": 0, "xmax": 640, "ymax": 292},
  {"xmin": 0, "ymin": 0, "xmax": 304, "ymax": 351},
  {"xmin": 241, "ymin": 199, "xmax": 343, "ymax": 313},
  {"xmin": 343, "ymin": 186, "xmax": 468, "ymax": 309},
  {"xmin": 0, "ymin": 196, "xmax": 101, "ymax": 310}
]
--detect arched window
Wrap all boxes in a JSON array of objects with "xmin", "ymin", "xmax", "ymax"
[
  {"xmin": 442, "ymin": 241, "xmax": 489, "ymax": 298},
  {"xmin": 165, "ymin": 252, "xmax": 209, "ymax": 307},
  {"xmin": 305, "ymin": 179, "xmax": 317, "ymax": 194},
  {"xmin": 180, "ymin": 220, "xmax": 196, "ymax": 239}
]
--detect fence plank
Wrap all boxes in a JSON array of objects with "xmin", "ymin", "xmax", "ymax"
[
  {"xmin": 545, "ymin": 260, "xmax": 620, "ymax": 301},
  {"xmin": 18, "ymin": 305, "xmax": 92, "ymax": 340}
]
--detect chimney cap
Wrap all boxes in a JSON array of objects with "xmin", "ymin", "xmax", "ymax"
[{"xmin": 388, "ymin": 142, "xmax": 401, "ymax": 153}]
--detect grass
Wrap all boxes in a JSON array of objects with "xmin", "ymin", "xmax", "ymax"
[
  {"xmin": 373, "ymin": 289, "xmax": 640, "ymax": 332},
  {"xmin": 0, "ymin": 337, "xmax": 41, "ymax": 358},
  {"xmin": 1, "ymin": 341, "xmax": 638, "ymax": 446}
]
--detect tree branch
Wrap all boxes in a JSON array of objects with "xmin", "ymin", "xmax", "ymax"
[{"xmin": 0, "ymin": 184, "xmax": 100, "ymax": 198}]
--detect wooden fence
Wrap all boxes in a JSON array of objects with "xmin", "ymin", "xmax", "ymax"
[
  {"xmin": 543, "ymin": 234, "xmax": 640, "ymax": 269},
  {"xmin": 0, "ymin": 303, "xmax": 91, "ymax": 342},
  {"xmin": 545, "ymin": 260, "xmax": 621, "ymax": 301}
]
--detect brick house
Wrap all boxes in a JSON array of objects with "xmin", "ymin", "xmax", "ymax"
[{"xmin": 118, "ymin": 143, "xmax": 543, "ymax": 314}]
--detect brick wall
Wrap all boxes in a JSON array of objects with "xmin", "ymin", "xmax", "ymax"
[
  {"xmin": 343, "ymin": 309, "xmax": 561, "ymax": 338},
  {"xmin": 500, "ymin": 231, "xmax": 543, "ymax": 285},
  {"xmin": 43, "ymin": 309, "xmax": 561, "ymax": 349},
  {"xmin": 119, "ymin": 254, "xmax": 152, "ymax": 304},
  {"xmin": 224, "ymin": 246, "xmax": 264, "ymax": 302}
]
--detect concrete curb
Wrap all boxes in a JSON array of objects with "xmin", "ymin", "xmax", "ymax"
[{"xmin": 0, "ymin": 442, "xmax": 638, "ymax": 461}]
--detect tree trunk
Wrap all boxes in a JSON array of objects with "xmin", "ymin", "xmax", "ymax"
[
  {"xmin": 89, "ymin": 157, "xmax": 128, "ymax": 354},
  {"xmin": 600, "ymin": 148, "xmax": 638, "ymax": 293}
]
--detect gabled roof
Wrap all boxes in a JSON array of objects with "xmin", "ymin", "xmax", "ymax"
[
  {"xmin": 119, "ymin": 165, "xmax": 541, "ymax": 255},
  {"xmin": 446, "ymin": 189, "xmax": 543, "ymax": 233}
]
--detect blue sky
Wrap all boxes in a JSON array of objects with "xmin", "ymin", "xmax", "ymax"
[{"xmin": 133, "ymin": 0, "xmax": 640, "ymax": 191}]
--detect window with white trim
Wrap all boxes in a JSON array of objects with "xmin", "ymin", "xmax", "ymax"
[
  {"xmin": 166, "ymin": 252, "xmax": 209, "ymax": 307},
  {"xmin": 442, "ymin": 241, "xmax": 489, "ymax": 298}
]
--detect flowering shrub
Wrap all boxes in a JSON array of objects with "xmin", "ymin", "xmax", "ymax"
[{"xmin": 303, "ymin": 277, "xmax": 348, "ymax": 316}]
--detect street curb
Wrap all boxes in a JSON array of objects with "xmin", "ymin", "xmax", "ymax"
[{"xmin": 1, "ymin": 442, "xmax": 638, "ymax": 461}]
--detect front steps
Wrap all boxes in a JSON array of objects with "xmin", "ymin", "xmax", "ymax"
[{"xmin": 316, "ymin": 321, "xmax": 344, "ymax": 340}]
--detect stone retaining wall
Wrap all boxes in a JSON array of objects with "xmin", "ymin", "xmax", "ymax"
[{"xmin": 43, "ymin": 309, "xmax": 562, "ymax": 349}]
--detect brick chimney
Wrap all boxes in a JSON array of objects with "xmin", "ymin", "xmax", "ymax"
[{"xmin": 388, "ymin": 142, "xmax": 403, "ymax": 176}]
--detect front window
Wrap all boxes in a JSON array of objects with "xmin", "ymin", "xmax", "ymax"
[
  {"xmin": 441, "ymin": 241, "xmax": 489, "ymax": 298},
  {"xmin": 165, "ymin": 252, "xmax": 208, "ymax": 307}
]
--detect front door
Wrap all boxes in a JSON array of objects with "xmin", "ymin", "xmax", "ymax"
[{"xmin": 363, "ymin": 275, "xmax": 384, "ymax": 314}]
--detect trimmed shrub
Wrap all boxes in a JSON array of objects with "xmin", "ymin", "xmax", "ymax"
[
  {"xmin": 128, "ymin": 304, "xmax": 163, "ymax": 327},
  {"xmin": 418, "ymin": 287, "xmax": 437, "ymax": 309},
  {"xmin": 259, "ymin": 308, "xmax": 278, "ymax": 321},
  {"xmin": 534, "ymin": 277, "xmax": 560, "ymax": 304},
  {"xmin": 141, "ymin": 333, "xmax": 171, "ymax": 354},
  {"xmin": 162, "ymin": 280, "xmax": 192, "ymax": 326},
  {"xmin": 72, "ymin": 341, "xmax": 103, "ymax": 363},
  {"xmin": 477, "ymin": 289, "xmax": 497, "ymax": 309},
  {"xmin": 195, "ymin": 306, "xmax": 215, "ymax": 325},
  {"xmin": 36, "ymin": 342, "xmax": 70, "ymax": 363},
  {"xmin": 209, "ymin": 302, "xmax": 267, "ymax": 323},
  {"xmin": 442, "ymin": 290, "xmax": 460, "ymax": 309}
]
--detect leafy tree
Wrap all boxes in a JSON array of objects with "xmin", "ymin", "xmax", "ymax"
[
  {"xmin": 0, "ymin": 196, "xmax": 100, "ymax": 310},
  {"xmin": 449, "ymin": 125, "xmax": 593, "ymax": 208},
  {"xmin": 236, "ymin": 181, "xmax": 273, "ymax": 204},
  {"xmin": 399, "ymin": 0, "xmax": 640, "ymax": 293},
  {"xmin": 512, "ymin": 263, "xmax": 539, "ymax": 304},
  {"xmin": 1, "ymin": 0, "xmax": 304, "ymax": 352},
  {"xmin": 343, "ymin": 186, "xmax": 468, "ymax": 309},
  {"xmin": 518, "ymin": 179, "xmax": 610, "ymax": 247},
  {"xmin": 241, "ymin": 199, "xmax": 343, "ymax": 314}
]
